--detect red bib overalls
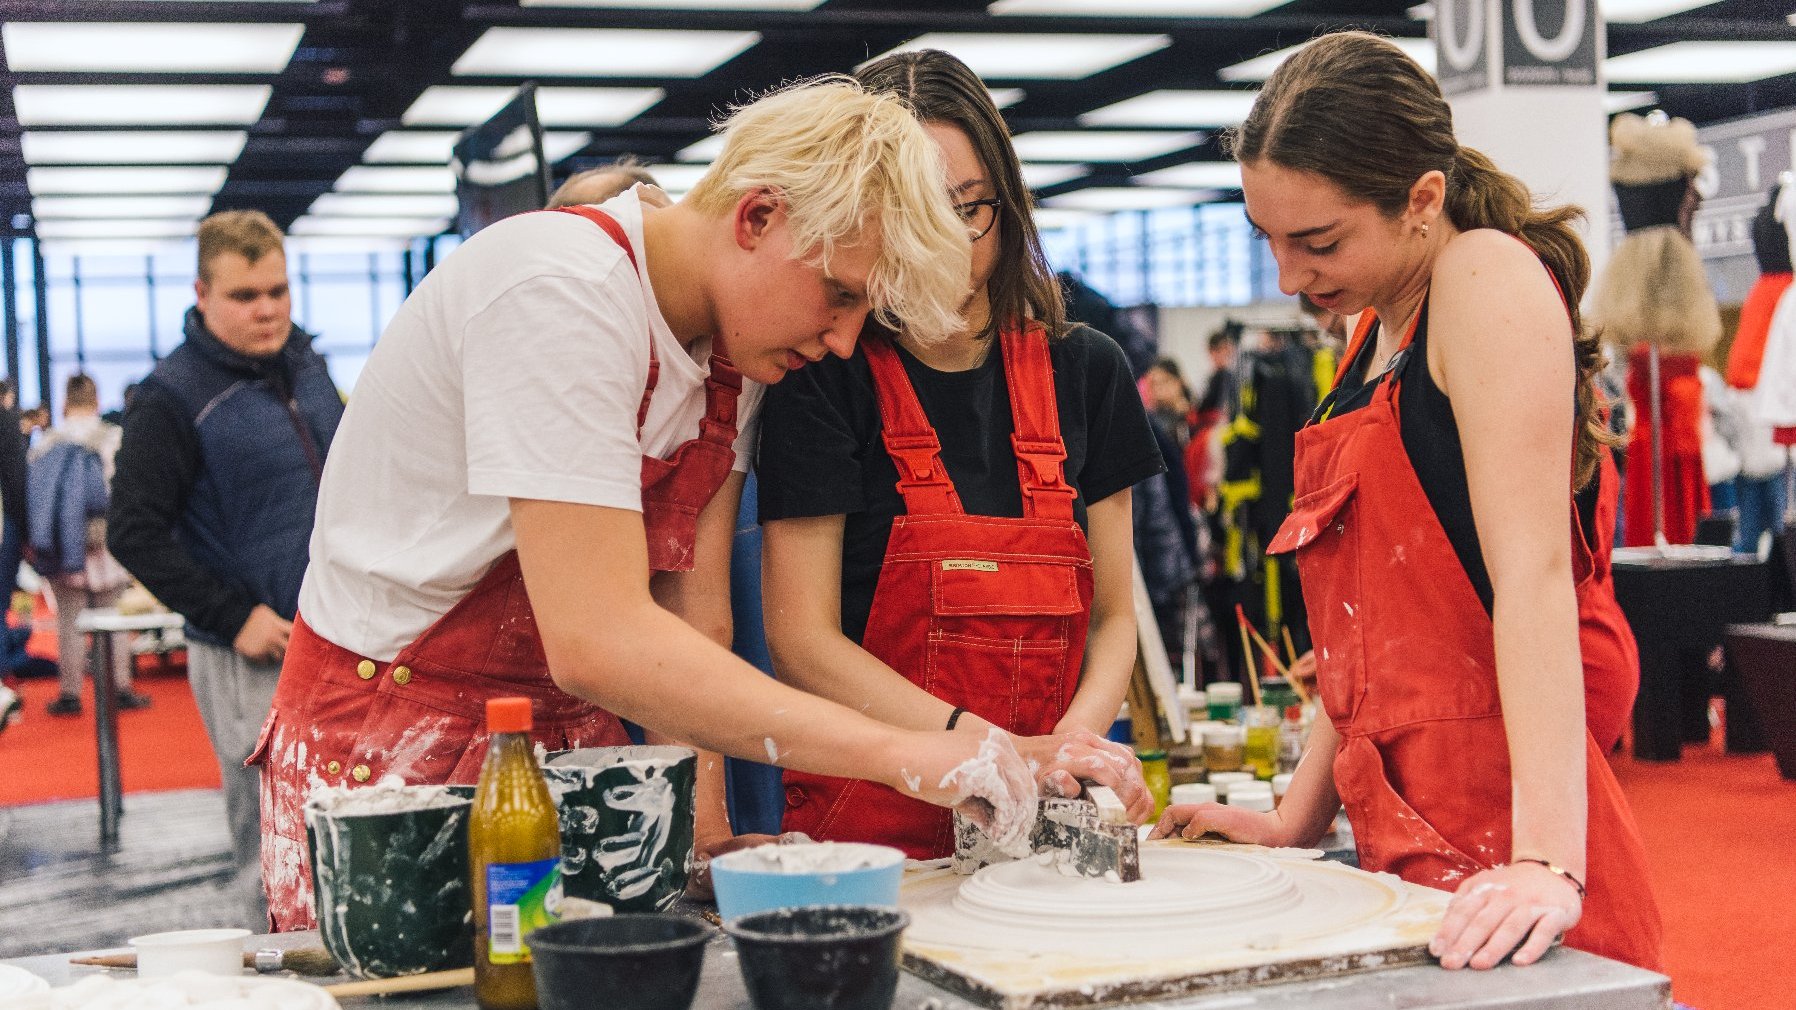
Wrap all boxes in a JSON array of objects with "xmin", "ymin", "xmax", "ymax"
[
  {"xmin": 780, "ymin": 325, "xmax": 1093, "ymax": 858},
  {"xmin": 255, "ymin": 206, "xmax": 743, "ymax": 930},
  {"xmin": 1265, "ymin": 307, "xmax": 1663, "ymax": 971}
]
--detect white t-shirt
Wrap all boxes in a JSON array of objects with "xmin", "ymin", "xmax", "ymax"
[{"xmin": 299, "ymin": 188, "xmax": 764, "ymax": 660}]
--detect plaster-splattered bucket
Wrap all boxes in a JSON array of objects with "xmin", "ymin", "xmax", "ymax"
[
  {"xmin": 543, "ymin": 746, "xmax": 697, "ymax": 912},
  {"xmin": 304, "ymin": 781, "xmax": 474, "ymax": 979}
]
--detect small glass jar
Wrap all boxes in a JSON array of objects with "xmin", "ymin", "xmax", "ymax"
[
  {"xmin": 1137, "ymin": 749, "xmax": 1172, "ymax": 818},
  {"xmin": 1242, "ymin": 704, "xmax": 1280, "ymax": 780},
  {"xmin": 1205, "ymin": 682, "xmax": 1243, "ymax": 722},
  {"xmin": 1202, "ymin": 724, "xmax": 1245, "ymax": 774}
]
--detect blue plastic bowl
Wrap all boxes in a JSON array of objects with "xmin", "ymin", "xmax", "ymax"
[{"xmin": 710, "ymin": 842, "xmax": 905, "ymax": 922}]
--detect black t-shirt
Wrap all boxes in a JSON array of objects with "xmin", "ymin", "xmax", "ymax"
[
  {"xmin": 757, "ymin": 325, "xmax": 1165, "ymax": 643},
  {"xmin": 1322, "ymin": 308, "xmax": 1602, "ymax": 615}
]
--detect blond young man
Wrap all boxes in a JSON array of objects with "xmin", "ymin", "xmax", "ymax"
[
  {"xmin": 255, "ymin": 77, "xmax": 1045, "ymax": 930},
  {"xmin": 109, "ymin": 210, "xmax": 344, "ymax": 930}
]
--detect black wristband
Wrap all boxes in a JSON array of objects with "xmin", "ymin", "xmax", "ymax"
[{"xmin": 946, "ymin": 706, "xmax": 968, "ymax": 731}]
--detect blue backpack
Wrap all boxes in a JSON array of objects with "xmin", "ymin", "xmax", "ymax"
[{"xmin": 27, "ymin": 441, "xmax": 108, "ymax": 578}]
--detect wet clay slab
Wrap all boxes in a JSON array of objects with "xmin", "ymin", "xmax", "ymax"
[{"xmin": 899, "ymin": 840, "xmax": 1449, "ymax": 1010}]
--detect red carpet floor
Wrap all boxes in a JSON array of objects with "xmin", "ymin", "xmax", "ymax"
[
  {"xmin": 0, "ymin": 662, "xmax": 221, "ymax": 806},
  {"xmin": 1610, "ymin": 727, "xmax": 1796, "ymax": 1010}
]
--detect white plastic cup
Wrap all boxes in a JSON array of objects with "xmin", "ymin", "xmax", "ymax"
[
  {"xmin": 1224, "ymin": 781, "xmax": 1274, "ymax": 812},
  {"xmin": 1169, "ymin": 782, "xmax": 1217, "ymax": 806},
  {"xmin": 130, "ymin": 928, "xmax": 250, "ymax": 978},
  {"xmin": 1206, "ymin": 771, "xmax": 1255, "ymax": 796}
]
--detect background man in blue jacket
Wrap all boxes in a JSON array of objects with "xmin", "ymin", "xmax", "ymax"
[{"xmin": 108, "ymin": 210, "xmax": 344, "ymax": 929}]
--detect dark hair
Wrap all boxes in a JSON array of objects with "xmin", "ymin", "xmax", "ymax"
[
  {"xmin": 1226, "ymin": 31, "xmax": 1612, "ymax": 489},
  {"xmin": 854, "ymin": 50, "xmax": 1066, "ymax": 342},
  {"xmin": 64, "ymin": 373, "xmax": 98, "ymax": 410},
  {"xmin": 1207, "ymin": 328, "xmax": 1238, "ymax": 353}
]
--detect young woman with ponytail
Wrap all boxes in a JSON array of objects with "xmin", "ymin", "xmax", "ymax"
[{"xmin": 1152, "ymin": 31, "xmax": 1662, "ymax": 973}]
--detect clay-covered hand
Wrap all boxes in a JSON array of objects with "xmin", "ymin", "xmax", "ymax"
[
  {"xmin": 1147, "ymin": 801, "xmax": 1294, "ymax": 846},
  {"xmin": 905, "ymin": 726, "xmax": 1039, "ymax": 855},
  {"xmin": 1016, "ymin": 730, "xmax": 1154, "ymax": 825},
  {"xmin": 685, "ymin": 831, "xmax": 813, "ymax": 901},
  {"xmin": 1429, "ymin": 862, "xmax": 1582, "ymax": 970}
]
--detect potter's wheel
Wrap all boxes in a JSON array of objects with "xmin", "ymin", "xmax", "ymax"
[{"xmin": 904, "ymin": 846, "xmax": 1408, "ymax": 959}]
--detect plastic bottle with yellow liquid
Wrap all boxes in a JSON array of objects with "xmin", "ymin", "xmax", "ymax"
[{"xmin": 469, "ymin": 697, "xmax": 561, "ymax": 1010}]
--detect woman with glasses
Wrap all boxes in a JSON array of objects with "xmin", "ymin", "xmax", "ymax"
[{"xmin": 754, "ymin": 49, "xmax": 1163, "ymax": 857}]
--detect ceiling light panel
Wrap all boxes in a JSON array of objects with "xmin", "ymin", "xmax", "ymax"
[
  {"xmin": 1045, "ymin": 187, "xmax": 1218, "ymax": 210},
  {"xmin": 364, "ymin": 130, "xmax": 590, "ymax": 164},
  {"xmin": 26, "ymin": 166, "xmax": 229, "ymax": 194},
  {"xmin": 34, "ymin": 218, "xmax": 200, "ymax": 239},
  {"xmin": 1080, "ymin": 90, "xmax": 1258, "ymax": 128},
  {"xmin": 334, "ymin": 166, "xmax": 457, "ymax": 193},
  {"xmin": 1601, "ymin": 0, "xmax": 1723, "ymax": 22},
  {"xmin": 32, "ymin": 195, "xmax": 214, "ymax": 219},
  {"xmin": 990, "ymin": 0, "xmax": 1292, "ymax": 17},
  {"xmin": 1033, "ymin": 208, "xmax": 1099, "ymax": 230},
  {"xmin": 642, "ymin": 163, "xmax": 713, "ymax": 192},
  {"xmin": 14, "ymin": 85, "xmax": 273, "ymax": 126},
  {"xmin": 1010, "ymin": 131, "xmax": 1203, "ymax": 162},
  {"xmin": 988, "ymin": 88, "xmax": 1027, "ymax": 109},
  {"xmin": 677, "ymin": 134, "xmax": 727, "ymax": 162},
  {"xmin": 873, "ymin": 33, "xmax": 1170, "ymax": 80},
  {"xmin": 288, "ymin": 216, "xmax": 453, "ymax": 237},
  {"xmin": 402, "ymin": 86, "xmax": 664, "ymax": 127},
  {"xmin": 2, "ymin": 22, "xmax": 303, "ymax": 73},
  {"xmin": 521, "ymin": 0, "xmax": 819, "ymax": 8},
  {"xmin": 1221, "ymin": 37, "xmax": 1434, "ymax": 82},
  {"xmin": 453, "ymin": 28, "xmax": 759, "ymax": 78},
  {"xmin": 1606, "ymin": 43, "xmax": 1796, "ymax": 84},
  {"xmin": 1021, "ymin": 163, "xmax": 1087, "ymax": 189},
  {"xmin": 1134, "ymin": 162, "xmax": 1243, "ymax": 188},
  {"xmin": 309, "ymin": 194, "xmax": 460, "ymax": 217},
  {"xmin": 1604, "ymin": 91, "xmax": 1660, "ymax": 113},
  {"xmin": 21, "ymin": 131, "xmax": 248, "ymax": 166}
]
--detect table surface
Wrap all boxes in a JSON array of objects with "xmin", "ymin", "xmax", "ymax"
[
  {"xmin": 2, "ymin": 925, "xmax": 1671, "ymax": 1010},
  {"xmin": 74, "ymin": 608, "xmax": 186, "ymax": 633}
]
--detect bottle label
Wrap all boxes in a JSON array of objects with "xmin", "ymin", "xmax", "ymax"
[{"xmin": 485, "ymin": 858, "xmax": 561, "ymax": 964}]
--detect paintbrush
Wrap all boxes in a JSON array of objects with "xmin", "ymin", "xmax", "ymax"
[
  {"xmin": 1234, "ymin": 605, "xmax": 1264, "ymax": 707},
  {"xmin": 324, "ymin": 967, "xmax": 474, "ymax": 997},
  {"xmin": 70, "ymin": 947, "xmax": 340, "ymax": 976}
]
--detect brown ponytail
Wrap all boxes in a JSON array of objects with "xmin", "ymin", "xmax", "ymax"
[{"xmin": 1228, "ymin": 31, "xmax": 1617, "ymax": 490}]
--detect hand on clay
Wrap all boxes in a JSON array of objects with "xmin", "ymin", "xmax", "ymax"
[
  {"xmin": 1147, "ymin": 801, "xmax": 1293, "ymax": 846},
  {"xmin": 685, "ymin": 831, "xmax": 813, "ymax": 901},
  {"xmin": 1430, "ymin": 862, "xmax": 1582, "ymax": 970},
  {"xmin": 1015, "ymin": 730, "xmax": 1155, "ymax": 825},
  {"xmin": 914, "ymin": 727, "xmax": 1038, "ymax": 855}
]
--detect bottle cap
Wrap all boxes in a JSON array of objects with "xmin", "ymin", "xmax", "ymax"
[
  {"xmin": 1136, "ymin": 749, "xmax": 1167, "ymax": 761},
  {"xmin": 1170, "ymin": 782, "xmax": 1217, "ymax": 806},
  {"xmin": 1284, "ymin": 705, "xmax": 1303, "ymax": 721},
  {"xmin": 1225, "ymin": 783, "xmax": 1274, "ymax": 811},
  {"xmin": 487, "ymin": 696, "xmax": 533, "ymax": 733},
  {"xmin": 1272, "ymin": 773, "xmax": 1294, "ymax": 796},
  {"xmin": 1207, "ymin": 771, "xmax": 1255, "ymax": 794},
  {"xmin": 1206, "ymin": 682, "xmax": 1244, "ymax": 702}
]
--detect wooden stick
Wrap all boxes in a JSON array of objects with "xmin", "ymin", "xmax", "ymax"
[
  {"xmin": 1233, "ymin": 605, "xmax": 1262, "ymax": 707},
  {"xmin": 1280, "ymin": 626, "xmax": 1299, "ymax": 666},
  {"xmin": 323, "ymin": 968, "xmax": 474, "ymax": 997}
]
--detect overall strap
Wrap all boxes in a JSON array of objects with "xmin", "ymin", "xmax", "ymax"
[
  {"xmin": 1375, "ymin": 297, "xmax": 1428, "ymax": 408},
  {"xmin": 1000, "ymin": 323, "xmax": 1076, "ymax": 521},
  {"xmin": 554, "ymin": 205, "xmax": 660, "ymax": 435},
  {"xmin": 697, "ymin": 349, "xmax": 743, "ymax": 447},
  {"xmin": 863, "ymin": 335, "xmax": 963, "ymax": 515}
]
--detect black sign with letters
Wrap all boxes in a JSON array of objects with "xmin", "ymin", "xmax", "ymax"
[
  {"xmin": 1501, "ymin": 0, "xmax": 1598, "ymax": 87},
  {"xmin": 1435, "ymin": 0, "xmax": 1492, "ymax": 97}
]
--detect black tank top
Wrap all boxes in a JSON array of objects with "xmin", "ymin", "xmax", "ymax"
[{"xmin": 1316, "ymin": 302, "xmax": 1602, "ymax": 615}]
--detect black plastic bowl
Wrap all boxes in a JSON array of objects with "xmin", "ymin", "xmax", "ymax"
[
  {"xmin": 723, "ymin": 905, "xmax": 910, "ymax": 1010},
  {"xmin": 530, "ymin": 914, "xmax": 712, "ymax": 1010}
]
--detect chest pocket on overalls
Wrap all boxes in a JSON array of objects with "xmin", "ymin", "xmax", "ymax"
[
  {"xmin": 924, "ymin": 556, "xmax": 1084, "ymax": 726},
  {"xmin": 1267, "ymin": 473, "xmax": 1366, "ymax": 725}
]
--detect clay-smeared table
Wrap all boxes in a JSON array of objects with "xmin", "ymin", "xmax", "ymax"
[{"xmin": 4, "ymin": 899, "xmax": 1671, "ymax": 1010}]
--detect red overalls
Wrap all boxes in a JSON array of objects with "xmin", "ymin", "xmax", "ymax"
[
  {"xmin": 781, "ymin": 325, "xmax": 1092, "ymax": 859},
  {"xmin": 253, "ymin": 206, "xmax": 743, "ymax": 930},
  {"xmin": 1266, "ymin": 306, "xmax": 1663, "ymax": 971}
]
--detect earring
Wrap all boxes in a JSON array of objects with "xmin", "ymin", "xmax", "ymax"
[{"xmin": 1420, "ymin": 222, "xmax": 1430, "ymax": 238}]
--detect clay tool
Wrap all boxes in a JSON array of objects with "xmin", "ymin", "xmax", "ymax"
[
  {"xmin": 323, "ymin": 967, "xmax": 474, "ymax": 997},
  {"xmin": 1234, "ymin": 605, "xmax": 1264, "ymax": 706},
  {"xmin": 70, "ymin": 947, "xmax": 339, "ymax": 976},
  {"xmin": 1030, "ymin": 784, "xmax": 1142, "ymax": 882}
]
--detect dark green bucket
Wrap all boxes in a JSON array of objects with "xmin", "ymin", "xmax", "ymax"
[
  {"xmin": 304, "ymin": 784, "xmax": 475, "ymax": 979},
  {"xmin": 544, "ymin": 746, "xmax": 697, "ymax": 913}
]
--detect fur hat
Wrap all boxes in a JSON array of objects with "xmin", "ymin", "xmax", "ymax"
[{"xmin": 1609, "ymin": 112, "xmax": 1707, "ymax": 186}]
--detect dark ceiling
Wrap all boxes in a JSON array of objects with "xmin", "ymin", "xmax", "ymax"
[{"xmin": 1, "ymin": 0, "xmax": 1793, "ymax": 233}]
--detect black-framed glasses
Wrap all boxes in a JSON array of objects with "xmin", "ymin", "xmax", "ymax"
[{"xmin": 953, "ymin": 197, "xmax": 1003, "ymax": 241}]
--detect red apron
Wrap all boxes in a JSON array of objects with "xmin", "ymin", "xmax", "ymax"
[
  {"xmin": 254, "ymin": 206, "xmax": 743, "ymax": 930},
  {"xmin": 780, "ymin": 325, "xmax": 1093, "ymax": 859},
  {"xmin": 1267, "ymin": 310, "xmax": 1663, "ymax": 971}
]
